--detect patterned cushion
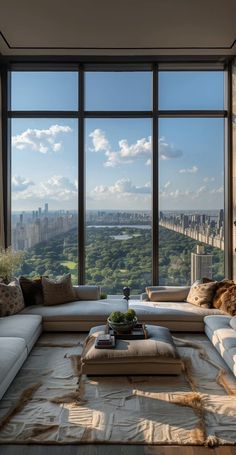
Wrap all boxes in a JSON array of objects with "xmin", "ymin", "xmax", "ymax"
[
  {"xmin": 19, "ymin": 276, "xmax": 44, "ymax": 306},
  {"xmin": 0, "ymin": 279, "xmax": 25, "ymax": 316},
  {"xmin": 42, "ymin": 274, "xmax": 76, "ymax": 306},
  {"xmin": 186, "ymin": 280, "xmax": 217, "ymax": 308}
]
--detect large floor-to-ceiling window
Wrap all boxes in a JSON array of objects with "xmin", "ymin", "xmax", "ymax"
[{"xmin": 8, "ymin": 64, "xmax": 228, "ymax": 293}]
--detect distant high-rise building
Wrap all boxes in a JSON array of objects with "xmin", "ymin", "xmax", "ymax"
[
  {"xmin": 45, "ymin": 203, "xmax": 48, "ymax": 214},
  {"xmin": 191, "ymin": 245, "xmax": 213, "ymax": 283}
]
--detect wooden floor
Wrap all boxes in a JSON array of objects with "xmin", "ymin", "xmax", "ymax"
[{"xmin": 1, "ymin": 445, "xmax": 236, "ymax": 455}]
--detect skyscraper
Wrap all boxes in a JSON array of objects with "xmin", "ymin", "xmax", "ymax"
[{"xmin": 191, "ymin": 245, "xmax": 213, "ymax": 283}]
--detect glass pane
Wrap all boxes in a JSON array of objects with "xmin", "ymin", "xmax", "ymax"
[
  {"xmin": 158, "ymin": 118, "xmax": 224, "ymax": 285},
  {"xmin": 159, "ymin": 71, "xmax": 224, "ymax": 110},
  {"xmin": 11, "ymin": 118, "xmax": 78, "ymax": 283},
  {"xmin": 85, "ymin": 118, "xmax": 152, "ymax": 294},
  {"xmin": 85, "ymin": 72, "xmax": 152, "ymax": 111},
  {"xmin": 11, "ymin": 72, "xmax": 78, "ymax": 110}
]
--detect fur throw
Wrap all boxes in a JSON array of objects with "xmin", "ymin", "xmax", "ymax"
[
  {"xmin": 212, "ymin": 280, "xmax": 235, "ymax": 309},
  {"xmin": 217, "ymin": 284, "xmax": 236, "ymax": 315}
]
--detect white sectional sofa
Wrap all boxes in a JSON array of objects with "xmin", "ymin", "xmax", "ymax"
[
  {"xmin": 0, "ymin": 284, "xmax": 235, "ymax": 399},
  {"xmin": 204, "ymin": 315, "xmax": 236, "ymax": 376},
  {"xmin": 134, "ymin": 286, "xmax": 225, "ymax": 331},
  {"xmin": 0, "ymin": 314, "xmax": 42, "ymax": 399}
]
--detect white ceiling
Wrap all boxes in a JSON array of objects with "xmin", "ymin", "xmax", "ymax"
[{"xmin": 0, "ymin": 0, "xmax": 236, "ymax": 56}]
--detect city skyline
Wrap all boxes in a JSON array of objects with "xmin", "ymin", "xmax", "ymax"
[{"xmin": 12, "ymin": 203, "xmax": 224, "ymax": 253}]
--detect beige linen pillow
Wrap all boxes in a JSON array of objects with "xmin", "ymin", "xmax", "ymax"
[
  {"xmin": 42, "ymin": 274, "xmax": 76, "ymax": 306},
  {"xmin": 187, "ymin": 280, "xmax": 217, "ymax": 308},
  {"xmin": 148, "ymin": 287, "xmax": 190, "ymax": 302},
  {"xmin": 0, "ymin": 279, "xmax": 25, "ymax": 316}
]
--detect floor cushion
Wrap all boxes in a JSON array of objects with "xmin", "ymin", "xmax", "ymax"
[{"xmin": 81, "ymin": 324, "xmax": 182, "ymax": 375}]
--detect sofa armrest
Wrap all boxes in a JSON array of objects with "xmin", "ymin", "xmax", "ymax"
[
  {"xmin": 140, "ymin": 293, "xmax": 149, "ymax": 301},
  {"xmin": 73, "ymin": 285, "xmax": 101, "ymax": 300}
]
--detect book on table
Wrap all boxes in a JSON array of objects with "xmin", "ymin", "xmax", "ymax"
[{"xmin": 95, "ymin": 334, "xmax": 116, "ymax": 349}]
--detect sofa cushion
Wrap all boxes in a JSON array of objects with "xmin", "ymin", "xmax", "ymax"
[
  {"xmin": 42, "ymin": 274, "xmax": 76, "ymax": 306},
  {"xmin": 230, "ymin": 316, "xmax": 236, "ymax": 331},
  {"xmin": 130, "ymin": 301, "xmax": 224, "ymax": 323},
  {"xmin": 186, "ymin": 280, "xmax": 217, "ymax": 308},
  {"xmin": 0, "ymin": 314, "xmax": 42, "ymax": 352},
  {"xmin": 74, "ymin": 285, "xmax": 101, "ymax": 301},
  {"xmin": 204, "ymin": 315, "xmax": 236, "ymax": 376},
  {"xmin": 19, "ymin": 276, "xmax": 44, "ymax": 306},
  {"xmin": 20, "ymin": 299, "xmax": 128, "ymax": 322},
  {"xmin": 0, "ymin": 279, "xmax": 25, "ymax": 316},
  {"xmin": 148, "ymin": 287, "xmax": 190, "ymax": 302},
  {"xmin": 0, "ymin": 337, "xmax": 27, "ymax": 399}
]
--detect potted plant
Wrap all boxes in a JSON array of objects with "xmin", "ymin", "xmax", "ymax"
[
  {"xmin": 107, "ymin": 309, "xmax": 137, "ymax": 333},
  {"xmin": 0, "ymin": 247, "xmax": 24, "ymax": 284}
]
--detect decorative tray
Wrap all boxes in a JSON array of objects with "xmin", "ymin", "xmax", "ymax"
[{"xmin": 105, "ymin": 323, "xmax": 148, "ymax": 340}]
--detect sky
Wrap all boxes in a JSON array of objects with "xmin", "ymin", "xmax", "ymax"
[{"xmin": 11, "ymin": 70, "xmax": 225, "ymax": 212}]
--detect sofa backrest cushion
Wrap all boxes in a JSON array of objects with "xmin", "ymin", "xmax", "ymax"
[
  {"xmin": 19, "ymin": 276, "xmax": 44, "ymax": 306},
  {"xmin": 0, "ymin": 279, "xmax": 25, "ymax": 316},
  {"xmin": 186, "ymin": 280, "xmax": 218, "ymax": 308},
  {"xmin": 73, "ymin": 285, "xmax": 101, "ymax": 301},
  {"xmin": 147, "ymin": 286, "xmax": 190, "ymax": 302},
  {"xmin": 42, "ymin": 274, "xmax": 77, "ymax": 306},
  {"xmin": 230, "ymin": 316, "xmax": 236, "ymax": 331}
]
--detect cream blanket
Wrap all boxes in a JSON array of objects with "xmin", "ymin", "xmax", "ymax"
[{"xmin": 0, "ymin": 332, "xmax": 236, "ymax": 446}]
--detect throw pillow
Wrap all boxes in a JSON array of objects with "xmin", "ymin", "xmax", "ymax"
[
  {"xmin": 42, "ymin": 273, "xmax": 76, "ymax": 306},
  {"xmin": 19, "ymin": 276, "xmax": 44, "ymax": 306},
  {"xmin": 0, "ymin": 279, "xmax": 25, "ymax": 316},
  {"xmin": 219, "ymin": 285, "xmax": 236, "ymax": 316},
  {"xmin": 148, "ymin": 287, "xmax": 190, "ymax": 302},
  {"xmin": 230, "ymin": 316, "xmax": 236, "ymax": 331},
  {"xmin": 186, "ymin": 280, "xmax": 217, "ymax": 308}
]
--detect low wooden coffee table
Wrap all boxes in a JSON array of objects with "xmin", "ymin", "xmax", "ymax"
[{"xmin": 81, "ymin": 324, "xmax": 182, "ymax": 375}]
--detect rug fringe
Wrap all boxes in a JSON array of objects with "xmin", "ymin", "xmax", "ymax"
[
  {"xmin": 174, "ymin": 336, "xmax": 236, "ymax": 397},
  {"xmin": 205, "ymin": 434, "xmax": 220, "ymax": 447},
  {"xmin": 0, "ymin": 382, "xmax": 41, "ymax": 430},
  {"xmin": 171, "ymin": 391, "xmax": 205, "ymax": 444}
]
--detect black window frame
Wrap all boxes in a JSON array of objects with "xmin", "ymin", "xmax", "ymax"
[{"xmin": 2, "ymin": 59, "xmax": 232, "ymax": 287}]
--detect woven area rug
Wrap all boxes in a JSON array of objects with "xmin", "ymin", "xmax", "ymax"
[{"xmin": 0, "ymin": 332, "xmax": 236, "ymax": 446}]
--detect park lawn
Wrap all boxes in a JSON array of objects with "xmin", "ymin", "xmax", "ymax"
[{"xmin": 61, "ymin": 261, "xmax": 77, "ymax": 270}]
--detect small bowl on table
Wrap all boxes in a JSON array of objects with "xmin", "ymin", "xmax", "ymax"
[{"xmin": 107, "ymin": 316, "xmax": 138, "ymax": 334}]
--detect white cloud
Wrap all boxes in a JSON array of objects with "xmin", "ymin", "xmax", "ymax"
[
  {"xmin": 169, "ymin": 189, "xmax": 191, "ymax": 198},
  {"xmin": 12, "ymin": 124, "xmax": 72, "ymax": 154},
  {"xmin": 159, "ymin": 137, "xmax": 183, "ymax": 160},
  {"xmin": 203, "ymin": 176, "xmax": 215, "ymax": 182},
  {"xmin": 210, "ymin": 186, "xmax": 223, "ymax": 194},
  {"xmin": 89, "ymin": 129, "xmax": 183, "ymax": 167},
  {"xmin": 12, "ymin": 175, "xmax": 77, "ymax": 202},
  {"xmin": 12, "ymin": 175, "xmax": 35, "ymax": 192},
  {"xmin": 179, "ymin": 165, "xmax": 198, "ymax": 174},
  {"xmin": 163, "ymin": 181, "xmax": 171, "ymax": 189},
  {"xmin": 93, "ymin": 178, "xmax": 151, "ymax": 196},
  {"xmin": 119, "ymin": 137, "xmax": 151, "ymax": 158},
  {"xmin": 89, "ymin": 128, "xmax": 110, "ymax": 153}
]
